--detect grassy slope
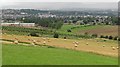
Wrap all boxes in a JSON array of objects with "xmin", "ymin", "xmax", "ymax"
[
  {"xmin": 58, "ymin": 25, "xmax": 117, "ymax": 36},
  {"xmin": 58, "ymin": 25, "xmax": 103, "ymax": 33},
  {"xmin": 3, "ymin": 44, "xmax": 118, "ymax": 65}
]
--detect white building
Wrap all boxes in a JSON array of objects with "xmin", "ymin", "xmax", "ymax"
[
  {"xmin": 1, "ymin": 23, "xmax": 20, "ymax": 26},
  {"xmin": 20, "ymin": 23, "xmax": 35, "ymax": 27},
  {"xmin": 1, "ymin": 23, "xmax": 35, "ymax": 27}
]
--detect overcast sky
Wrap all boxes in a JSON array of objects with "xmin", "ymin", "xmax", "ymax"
[
  {"xmin": 1, "ymin": 0, "xmax": 119, "ymax": 2},
  {"xmin": 0, "ymin": 0, "xmax": 119, "ymax": 10}
]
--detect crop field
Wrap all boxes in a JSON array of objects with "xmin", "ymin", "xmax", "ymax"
[
  {"xmin": 2, "ymin": 43, "xmax": 118, "ymax": 65},
  {"xmin": 58, "ymin": 25, "xmax": 118, "ymax": 36},
  {"xmin": 2, "ymin": 34, "xmax": 118, "ymax": 57}
]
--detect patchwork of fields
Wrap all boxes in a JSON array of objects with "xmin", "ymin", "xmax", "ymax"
[
  {"xmin": 1, "ymin": 25, "xmax": 119, "ymax": 65},
  {"xmin": 2, "ymin": 34, "xmax": 118, "ymax": 57}
]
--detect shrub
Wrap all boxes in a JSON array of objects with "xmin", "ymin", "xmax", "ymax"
[
  {"xmin": 84, "ymin": 32, "xmax": 88, "ymax": 35},
  {"xmin": 29, "ymin": 32, "xmax": 39, "ymax": 37},
  {"xmin": 108, "ymin": 36, "xmax": 113, "ymax": 39},
  {"xmin": 104, "ymin": 35, "xmax": 109, "ymax": 39},
  {"xmin": 48, "ymin": 46, "xmax": 55, "ymax": 48},
  {"xmin": 64, "ymin": 37, "xmax": 67, "ymax": 39},
  {"xmin": 91, "ymin": 34, "xmax": 98, "ymax": 37},
  {"xmin": 114, "ymin": 36, "xmax": 118, "ymax": 40},
  {"xmin": 67, "ymin": 29, "xmax": 72, "ymax": 32},
  {"xmin": 53, "ymin": 33, "xmax": 59, "ymax": 38},
  {"xmin": 100, "ymin": 35, "xmax": 104, "ymax": 38},
  {"xmin": 118, "ymin": 38, "xmax": 120, "ymax": 41}
]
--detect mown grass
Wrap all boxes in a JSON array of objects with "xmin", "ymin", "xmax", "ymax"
[{"xmin": 2, "ymin": 44, "xmax": 118, "ymax": 65}]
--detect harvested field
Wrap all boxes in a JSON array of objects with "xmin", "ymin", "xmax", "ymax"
[
  {"xmin": 78, "ymin": 25, "xmax": 118, "ymax": 36},
  {"xmin": 2, "ymin": 34, "xmax": 118, "ymax": 57}
]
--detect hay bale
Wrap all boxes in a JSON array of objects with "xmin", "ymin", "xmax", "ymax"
[
  {"xmin": 64, "ymin": 39, "xmax": 67, "ymax": 40},
  {"xmin": 30, "ymin": 42, "xmax": 35, "ymax": 46},
  {"xmin": 43, "ymin": 41, "xmax": 46, "ymax": 44},
  {"xmin": 117, "ymin": 47, "xmax": 119, "ymax": 49},
  {"xmin": 112, "ymin": 47, "xmax": 115, "ymax": 50},
  {"xmin": 47, "ymin": 38, "xmax": 51, "ymax": 42},
  {"xmin": 86, "ymin": 43, "xmax": 89, "ymax": 45},
  {"xmin": 76, "ymin": 42, "xmax": 79, "ymax": 45},
  {"xmin": 14, "ymin": 40, "xmax": 18, "ymax": 44},
  {"xmin": 102, "ymin": 45, "xmax": 105, "ymax": 47},
  {"xmin": 74, "ymin": 44, "xmax": 78, "ymax": 47},
  {"xmin": 33, "ymin": 40, "xmax": 36, "ymax": 43},
  {"xmin": 48, "ymin": 40, "xmax": 51, "ymax": 42}
]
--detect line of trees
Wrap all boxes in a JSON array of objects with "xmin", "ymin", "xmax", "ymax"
[
  {"xmin": 23, "ymin": 17, "xmax": 64, "ymax": 29},
  {"xmin": 64, "ymin": 16, "xmax": 118, "ymax": 25}
]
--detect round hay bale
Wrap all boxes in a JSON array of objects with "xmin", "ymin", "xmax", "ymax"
[
  {"xmin": 14, "ymin": 40, "xmax": 18, "ymax": 44},
  {"xmin": 76, "ymin": 42, "xmax": 79, "ymax": 45},
  {"xmin": 47, "ymin": 38, "xmax": 51, "ymax": 42},
  {"xmin": 43, "ymin": 41, "xmax": 46, "ymax": 44},
  {"xmin": 48, "ymin": 40, "xmax": 51, "ymax": 42},
  {"xmin": 0, "ymin": 33, "xmax": 2, "ymax": 35},
  {"xmin": 86, "ymin": 43, "xmax": 88, "ymax": 45},
  {"xmin": 33, "ymin": 40, "xmax": 36, "ymax": 43},
  {"xmin": 74, "ymin": 44, "xmax": 78, "ymax": 47},
  {"xmin": 31, "ymin": 42, "xmax": 35, "ymax": 46},
  {"xmin": 112, "ymin": 47, "xmax": 115, "ymax": 50},
  {"xmin": 117, "ymin": 47, "xmax": 119, "ymax": 49},
  {"xmin": 102, "ymin": 45, "xmax": 105, "ymax": 47}
]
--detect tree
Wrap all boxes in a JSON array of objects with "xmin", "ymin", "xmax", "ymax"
[
  {"xmin": 53, "ymin": 33, "xmax": 59, "ymax": 38},
  {"xmin": 111, "ymin": 17, "xmax": 118, "ymax": 25},
  {"xmin": 29, "ymin": 32, "xmax": 39, "ymax": 37},
  {"xmin": 23, "ymin": 17, "xmax": 64, "ymax": 29},
  {"xmin": 67, "ymin": 29, "xmax": 72, "ymax": 32},
  {"xmin": 108, "ymin": 36, "xmax": 113, "ymax": 39},
  {"xmin": 114, "ymin": 36, "xmax": 118, "ymax": 40},
  {"xmin": 92, "ymin": 34, "xmax": 98, "ymax": 37},
  {"xmin": 84, "ymin": 32, "xmax": 88, "ymax": 35},
  {"xmin": 100, "ymin": 35, "xmax": 104, "ymax": 38},
  {"xmin": 83, "ymin": 20, "xmax": 88, "ymax": 24},
  {"xmin": 105, "ymin": 35, "xmax": 108, "ymax": 39},
  {"xmin": 118, "ymin": 38, "xmax": 120, "ymax": 41}
]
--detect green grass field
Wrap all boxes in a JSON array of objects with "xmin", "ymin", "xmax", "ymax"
[
  {"xmin": 58, "ymin": 24, "xmax": 118, "ymax": 36},
  {"xmin": 2, "ymin": 44, "xmax": 118, "ymax": 65},
  {"xmin": 58, "ymin": 25, "xmax": 104, "ymax": 33}
]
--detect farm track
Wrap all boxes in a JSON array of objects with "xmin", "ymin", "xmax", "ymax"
[{"xmin": 1, "ymin": 34, "xmax": 118, "ymax": 57}]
